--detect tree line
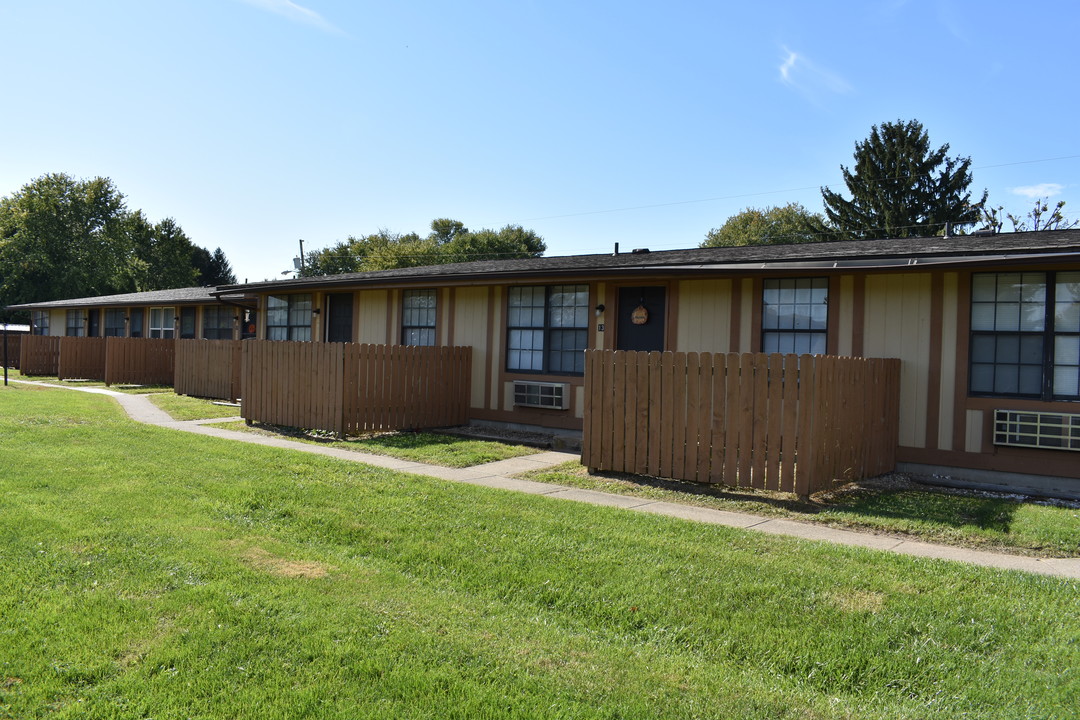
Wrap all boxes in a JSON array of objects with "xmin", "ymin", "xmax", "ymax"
[
  {"xmin": 0, "ymin": 173, "xmax": 235, "ymax": 318},
  {"xmin": 4, "ymin": 120, "xmax": 1072, "ymax": 309},
  {"xmin": 300, "ymin": 218, "xmax": 546, "ymax": 277},
  {"xmin": 702, "ymin": 119, "xmax": 1077, "ymax": 248}
]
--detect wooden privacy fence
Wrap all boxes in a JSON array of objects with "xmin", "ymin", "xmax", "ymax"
[
  {"xmin": 582, "ymin": 350, "xmax": 901, "ymax": 497},
  {"xmin": 58, "ymin": 337, "xmax": 107, "ymax": 381},
  {"xmin": 104, "ymin": 338, "xmax": 176, "ymax": 386},
  {"xmin": 175, "ymin": 339, "xmax": 242, "ymax": 402},
  {"xmin": 2, "ymin": 333, "xmax": 23, "ymax": 369},
  {"xmin": 20, "ymin": 335, "xmax": 61, "ymax": 375},
  {"xmin": 241, "ymin": 340, "xmax": 472, "ymax": 435}
]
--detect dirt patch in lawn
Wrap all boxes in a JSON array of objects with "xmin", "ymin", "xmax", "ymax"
[{"xmin": 232, "ymin": 542, "xmax": 333, "ymax": 579}]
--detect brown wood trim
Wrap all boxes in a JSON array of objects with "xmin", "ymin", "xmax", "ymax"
[
  {"xmin": 952, "ymin": 272, "xmax": 972, "ymax": 453},
  {"xmin": 964, "ymin": 396, "xmax": 1080, "ymax": 413},
  {"xmin": 348, "ymin": 291, "xmax": 359, "ymax": 343},
  {"xmin": 728, "ymin": 280, "xmax": 742, "ymax": 352},
  {"xmin": 386, "ymin": 289, "xmax": 397, "ymax": 344},
  {"xmin": 826, "ymin": 276, "xmax": 841, "ymax": 356},
  {"xmin": 665, "ymin": 281, "xmax": 677, "ymax": 351},
  {"xmin": 850, "ymin": 273, "xmax": 865, "ymax": 357},
  {"xmin": 486, "ymin": 285, "xmax": 497, "ymax": 411},
  {"xmin": 444, "ymin": 287, "xmax": 454, "ymax": 346},
  {"xmin": 749, "ymin": 278, "xmax": 762, "ymax": 352},
  {"xmin": 924, "ymin": 272, "xmax": 944, "ymax": 449},
  {"xmin": 467, "ymin": 406, "xmax": 584, "ymax": 431},
  {"xmin": 897, "ymin": 446, "xmax": 1080, "ymax": 480}
]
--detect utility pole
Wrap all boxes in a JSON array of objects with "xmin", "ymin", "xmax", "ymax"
[{"xmin": 298, "ymin": 238, "xmax": 305, "ymax": 273}]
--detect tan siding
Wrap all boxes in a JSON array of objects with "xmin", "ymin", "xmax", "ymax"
[
  {"xmin": 937, "ymin": 272, "xmax": 959, "ymax": 450},
  {"xmin": 48, "ymin": 309, "xmax": 65, "ymax": 336},
  {"xmin": 452, "ymin": 286, "xmax": 490, "ymax": 410},
  {"xmin": 965, "ymin": 409, "xmax": 984, "ymax": 453},
  {"xmin": 837, "ymin": 275, "xmax": 854, "ymax": 356},
  {"xmin": 356, "ymin": 289, "xmax": 390, "ymax": 344},
  {"xmin": 594, "ymin": 282, "xmax": 608, "ymax": 350},
  {"xmin": 675, "ymin": 279, "xmax": 732, "ymax": 353},
  {"xmin": 863, "ymin": 273, "xmax": 932, "ymax": 448}
]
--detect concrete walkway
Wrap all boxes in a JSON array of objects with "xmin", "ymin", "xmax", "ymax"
[{"xmin": 13, "ymin": 379, "xmax": 1080, "ymax": 580}]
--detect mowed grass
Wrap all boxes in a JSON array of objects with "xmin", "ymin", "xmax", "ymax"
[
  {"xmin": 522, "ymin": 463, "xmax": 1080, "ymax": 557},
  {"xmin": 1, "ymin": 384, "xmax": 1077, "ymax": 719},
  {"xmin": 147, "ymin": 392, "xmax": 243, "ymax": 421},
  {"xmin": 207, "ymin": 419, "xmax": 539, "ymax": 468}
]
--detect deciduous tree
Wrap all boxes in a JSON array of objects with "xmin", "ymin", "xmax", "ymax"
[
  {"xmin": 702, "ymin": 203, "xmax": 831, "ymax": 247},
  {"xmin": 301, "ymin": 220, "xmax": 546, "ymax": 277}
]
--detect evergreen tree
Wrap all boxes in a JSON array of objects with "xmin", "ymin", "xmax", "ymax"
[
  {"xmin": 820, "ymin": 120, "xmax": 986, "ymax": 239},
  {"xmin": 193, "ymin": 246, "xmax": 238, "ymax": 285}
]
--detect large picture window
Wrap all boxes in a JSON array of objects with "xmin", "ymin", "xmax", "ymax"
[
  {"xmin": 149, "ymin": 307, "xmax": 175, "ymax": 339},
  {"xmin": 762, "ymin": 278, "xmax": 828, "ymax": 354},
  {"xmin": 506, "ymin": 285, "xmax": 589, "ymax": 375},
  {"xmin": 267, "ymin": 294, "xmax": 312, "ymax": 341},
  {"xmin": 202, "ymin": 306, "xmax": 234, "ymax": 340},
  {"xmin": 970, "ymin": 271, "xmax": 1080, "ymax": 400},
  {"xmin": 401, "ymin": 289, "xmax": 436, "ymax": 346}
]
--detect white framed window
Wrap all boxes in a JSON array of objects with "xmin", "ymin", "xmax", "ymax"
[
  {"xmin": 762, "ymin": 278, "xmax": 828, "ymax": 355},
  {"xmin": 402, "ymin": 289, "xmax": 436, "ymax": 346},
  {"xmin": 970, "ymin": 271, "xmax": 1080, "ymax": 400},
  {"xmin": 149, "ymin": 307, "xmax": 175, "ymax": 339},
  {"xmin": 506, "ymin": 285, "xmax": 589, "ymax": 375},
  {"xmin": 267, "ymin": 294, "xmax": 312, "ymax": 341}
]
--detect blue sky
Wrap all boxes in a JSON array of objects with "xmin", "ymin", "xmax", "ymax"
[{"xmin": 1, "ymin": 0, "xmax": 1077, "ymax": 284}]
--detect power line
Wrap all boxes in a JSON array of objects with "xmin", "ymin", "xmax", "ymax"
[
  {"xmin": 302, "ymin": 152, "xmax": 1080, "ymax": 259},
  {"xmin": 512, "ymin": 153, "xmax": 1080, "ymax": 224}
]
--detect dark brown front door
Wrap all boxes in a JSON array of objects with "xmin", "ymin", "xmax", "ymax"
[
  {"xmin": 326, "ymin": 293, "xmax": 353, "ymax": 343},
  {"xmin": 616, "ymin": 286, "xmax": 665, "ymax": 352}
]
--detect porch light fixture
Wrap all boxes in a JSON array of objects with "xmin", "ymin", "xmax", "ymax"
[
  {"xmin": 312, "ymin": 308, "xmax": 321, "ymax": 315},
  {"xmin": 595, "ymin": 303, "xmax": 605, "ymax": 316}
]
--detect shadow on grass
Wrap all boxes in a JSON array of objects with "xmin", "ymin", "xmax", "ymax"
[
  {"xmin": 584, "ymin": 468, "xmax": 1021, "ymax": 534},
  {"xmin": 825, "ymin": 489, "xmax": 1018, "ymax": 533}
]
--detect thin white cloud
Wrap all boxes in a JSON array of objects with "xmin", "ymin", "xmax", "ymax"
[
  {"xmin": 237, "ymin": 0, "xmax": 344, "ymax": 35},
  {"xmin": 778, "ymin": 46, "xmax": 852, "ymax": 101},
  {"xmin": 1011, "ymin": 183, "xmax": 1064, "ymax": 198}
]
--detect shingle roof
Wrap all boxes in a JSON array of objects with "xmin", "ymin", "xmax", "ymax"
[
  {"xmin": 6, "ymin": 286, "xmax": 232, "ymax": 311},
  {"xmin": 217, "ymin": 229, "xmax": 1080, "ymax": 293}
]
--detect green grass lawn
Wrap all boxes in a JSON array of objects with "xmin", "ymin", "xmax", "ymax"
[
  {"xmin": 148, "ymin": 392, "xmax": 244, "ymax": 421},
  {"xmin": 208, "ymin": 419, "xmax": 540, "ymax": 468},
  {"xmin": 1, "ymin": 383, "xmax": 1078, "ymax": 719},
  {"xmin": 521, "ymin": 463, "xmax": 1080, "ymax": 558},
  {"xmin": 8, "ymin": 370, "xmax": 172, "ymax": 394}
]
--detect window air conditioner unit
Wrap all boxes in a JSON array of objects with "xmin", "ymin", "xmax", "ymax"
[
  {"xmin": 993, "ymin": 409, "xmax": 1080, "ymax": 452},
  {"xmin": 513, "ymin": 381, "xmax": 570, "ymax": 410}
]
